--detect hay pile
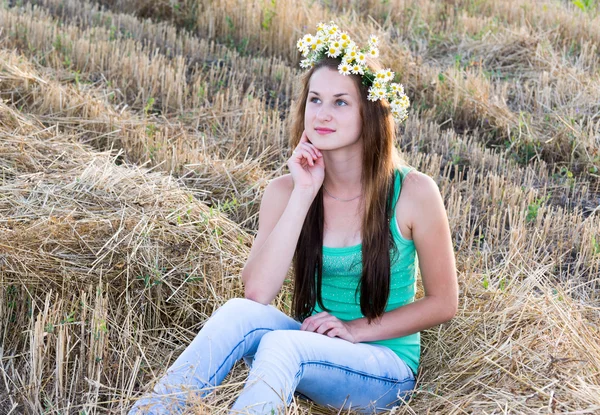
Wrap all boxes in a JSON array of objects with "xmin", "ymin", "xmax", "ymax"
[
  {"xmin": 0, "ymin": 0, "xmax": 599, "ymax": 412},
  {"xmin": 1, "ymin": 98, "xmax": 599, "ymax": 414},
  {"xmin": 0, "ymin": 101, "xmax": 252, "ymax": 413},
  {"xmin": 0, "ymin": 48, "xmax": 273, "ymax": 232}
]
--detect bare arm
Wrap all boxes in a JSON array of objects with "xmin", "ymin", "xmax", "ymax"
[
  {"xmin": 302, "ymin": 172, "xmax": 458, "ymax": 341},
  {"xmin": 241, "ymin": 178, "xmax": 313, "ymax": 304},
  {"xmin": 242, "ymin": 132, "xmax": 325, "ymax": 304}
]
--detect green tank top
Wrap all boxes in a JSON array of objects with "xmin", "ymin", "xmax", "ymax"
[{"xmin": 313, "ymin": 165, "xmax": 420, "ymax": 375}]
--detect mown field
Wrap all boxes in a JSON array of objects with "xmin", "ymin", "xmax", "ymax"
[{"xmin": 0, "ymin": 0, "xmax": 599, "ymax": 413}]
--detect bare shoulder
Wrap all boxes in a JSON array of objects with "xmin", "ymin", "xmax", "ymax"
[
  {"xmin": 396, "ymin": 169, "xmax": 445, "ymax": 237},
  {"xmin": 246, "ymin": 174, "xmax": 295, "ymax": 262},
  {"xmin": 262, "ymin": 174, "xmax": 294, "ymax": 204},
  {"xmin": 401, "ymin": 169, "xmax": 442, "ymax": 205},
  {"xmin": 258, "ymin": 174, "xmax": 295, "ymax": 224}
]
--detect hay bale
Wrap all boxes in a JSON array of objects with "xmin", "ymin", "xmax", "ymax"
[
  {"xmin": 0, "ymin": 102, "xmax": 251, "ymax": 413},
  {"xmin": 406, "ymin": 270, "xmax": 600, "ymax": 414}
]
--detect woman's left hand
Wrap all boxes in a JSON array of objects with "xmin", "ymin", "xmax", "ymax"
[{"xmin": 300, "ymin": 312, "xmax": 357, "ymax": 343}]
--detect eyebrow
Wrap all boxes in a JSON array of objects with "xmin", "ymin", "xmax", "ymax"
[{"xmin": 308, "ymin": 91, "xmax": 350, "ymax": 97}]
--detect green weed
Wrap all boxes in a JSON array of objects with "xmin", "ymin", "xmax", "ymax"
[
  {"xmin": 144, "ymin": 97, "xmax": 156, "ymax": 116},
  {"xmin": 572, "ymin": 0, "xmax": 596, "ymax": 12},
  {"xmin": 262, "ymin": 0, "xmax": 277, "ymax": 31},
  {"xmin": 526, "ymin": 194, "xmax": 550, "ymax": 223}
]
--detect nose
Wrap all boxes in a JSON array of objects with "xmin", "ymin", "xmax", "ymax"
[{"xmin": 316, "ymin": 104, "xmax": 332, "ymax": 122}]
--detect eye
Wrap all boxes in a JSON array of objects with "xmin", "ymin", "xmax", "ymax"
[
  {"xmin": 309, "ymin": 97, "xmax": 321, "ymax": 103},
  {"xmin": 336, "ymin": 99, "xmax": 348, "ymax": 106}
]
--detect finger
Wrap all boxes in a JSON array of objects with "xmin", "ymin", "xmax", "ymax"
[
  {"xmin": 293, "ymin": 148, "xmax": 315, "ymax": 166},
  {"xmin": 300, "ymin": 141, "xmax": 322, "ymax": 155},
  {"xmin": 302, "ymin": 316, "xmax": 324, "ymax": 332},
  {"xmin": 302, "ymin": 315, "xmax": 329, "ymax": 332},
  {"xmin": 309, "ymin": 315, "xmax": 338, "ymax": 332},
  {"xmin": 326, "ymin": 328, "xmax": 339, "ymax": 338},
  {"xmin": 300, "ymin": 312, "xmax": 331, "ymax": 331},
  {"xmin": 300, "ymin": 316, "xmax": 314, "ymax": 331},
  {"xmin": 316, "ymin": 321, "xmax": 336, "ymax": 335},
  {"xmin": 299, "ymin": 143, "xmax": 321, "ymax": 159}
]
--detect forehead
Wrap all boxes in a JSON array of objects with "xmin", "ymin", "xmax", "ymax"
[{"xmin": 308, "ymin": 67, "xmax": 359, "ymax": 97}]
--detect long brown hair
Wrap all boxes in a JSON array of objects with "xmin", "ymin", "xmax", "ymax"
[{"xmin": 290, "ymin": 57, "xmax": 403, "ymax": 323}]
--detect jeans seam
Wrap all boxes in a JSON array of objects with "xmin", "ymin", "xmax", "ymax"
[
  {"xmin": 206, "ymin": 327, "xmax": 273, "ymax": 385},
  {"xmin": 287, "ymin": 360, "xmax": 415, "ymax": 404}
]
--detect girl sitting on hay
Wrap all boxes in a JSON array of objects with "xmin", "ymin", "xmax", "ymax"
[{"xmin": 130, "ymin": 21, "xmax": 458, "ymax": 414}]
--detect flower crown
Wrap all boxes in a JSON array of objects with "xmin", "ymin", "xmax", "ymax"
[{"xmin": 296, "ymin": 21, "xmax": 410, "ymax": 123}]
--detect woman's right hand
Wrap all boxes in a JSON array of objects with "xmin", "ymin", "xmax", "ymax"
[{"xmin": 287, "ymin": 130, "xmax": 325, "ymax": 199}]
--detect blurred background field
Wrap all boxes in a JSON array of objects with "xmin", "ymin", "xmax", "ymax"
[{"xmin": 0, "ymin": 0, "xmax": 599, "ymax": 413}]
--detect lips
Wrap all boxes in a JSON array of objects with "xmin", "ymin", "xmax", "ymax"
[{"xmin": 315, "ymin": 127, "xmax": 336, "ymax": 133}]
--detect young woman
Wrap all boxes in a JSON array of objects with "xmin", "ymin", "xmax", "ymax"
[{"xmin": 129, "ymin": 24, "xmax": 458, "ymax": 414}]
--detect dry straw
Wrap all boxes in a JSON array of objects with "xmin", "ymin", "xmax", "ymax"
[
  {"xmin": 0, "ymin": 101, "xmax": 254, "ymax": 412},
  {"xmin": 1, "ymin": 97, "xmax": 599, "ymax": 414},
  {"xmin": 0, "ymin": 49, "xmax": 273, "ymax": 230},
  {"xmin": 4, "ymin": 0, "xmax": 600, "ymax": 170},
  {"xmin": 1, "ymin": 0, "xmax": 599, "ymax": 413}
]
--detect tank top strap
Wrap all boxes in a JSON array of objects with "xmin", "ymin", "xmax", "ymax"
[{"xmin": 392, "ymin": 165, "xmax": 414, "ymax": 211}]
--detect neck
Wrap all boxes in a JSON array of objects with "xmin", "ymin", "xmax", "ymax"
[{"xmin": 322, "ymin": 146, "xmax": 363, "ymax": 199}]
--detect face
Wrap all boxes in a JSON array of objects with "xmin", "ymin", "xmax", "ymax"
[{"xmin": 304, "ymin": 67, "xmax": 363, "ymax": 151}]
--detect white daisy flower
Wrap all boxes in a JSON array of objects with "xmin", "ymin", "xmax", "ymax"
[
  {"xmin": 392, "ymin": 108, "xmax": 408, "ymax": 122},
  {"xmin": 351, "ymin": 64, "xmax": 364, "ymax": 75},
  {"xmin": 384, "ymin": 69, "xmax": 394, "ymax": 82},
  {"xmin": 356, "ymin": 53, "xmax": 366, "ymax": 64},
  {"xmin": 315, "ymin": 37, "xmax": 325, "ymax": 48},
  {"xmin": 368, "ymin": 86, "xmax": 386, "ymax": 101},
  {"xmin": 391, "ymin": 83, "xmax": 404, "ymax": 95},
  {"xmin": 331, "ymin": 40, "xmax": 342, "ymax": 50},
  {"xmin": 303, "ymin": 34, "xmax": 315, "ymax": 46},
  {"xmin": 326, "ymin": 47, "xmax": 341, "ymax": 58},
  {"xmin": 340, "ymin": 32, "xmax": 351, "ymax": 42},
  {"xmin": 375, "ymin": 70, "xmax": 387, "ymax": 81},
  {"xmin": 338, "ymin": 62, "xmax": 352, "ymax": 75},
  {"xmin": 392, "ymin": 96, "xmax": 409, "ymax": 111},
  {"xmin": 368, "ymin": 88, "xmax": 378, "ymax": 102},
  {"xmin": 374, "ymin": 87, "xmax": 387, "ymax": 100},
  {"xmin": 317, "ymin": 30, "xmax": 330, "ymax": 43},
  {"xmin": 300, "ymin": 58, "xmax": 314, "ymax": 69},
  {"xmin": 399, "ymin": 95, "xmax": 410, "ymax": 107},
  {"xmin": 368, "ymin": 47, "xmax": 379, "ymax": 58},
  {"xmin": 369, "ymin": 35, "xmax": 378, "ymax": 46},
  {"xmin": 345, "ymin": 47, "xmax": 358, "ymax": 61},
  {"xmin": 392, "ymin": 109, "xmax": 407, "ymax": 121},
  {"xmin": 391, "ymin": 99, "xmax": 403, "ymax": 110},
  {"xmin": 327, "ymin": 23, "xmax": 339, "ymax": 35}
]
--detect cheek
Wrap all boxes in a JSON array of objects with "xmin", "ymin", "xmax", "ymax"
[
  {"xmin": 350, "ymin": 110, "xmax": 362, "ymax": 135},
  {"xmin": 304, "ymin": 105, "xmax": 316, "ymax": 121}
]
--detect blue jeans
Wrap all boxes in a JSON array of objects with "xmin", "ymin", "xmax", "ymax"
[{"xmin": 129, "ymin": 298, "xmax": 415, "ymax": 414}]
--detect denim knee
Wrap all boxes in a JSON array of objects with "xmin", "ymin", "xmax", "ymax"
[
  {"xmin": 252, "ymin": 330, "xmax": 303, "ymax": 375},
  {"xmin": 216, "ymin": 297, "xmax": 262, "ymax": 315},
  {"xmin": 211, "ymin": 298, "xmax": 270, "ymax": 323}
]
